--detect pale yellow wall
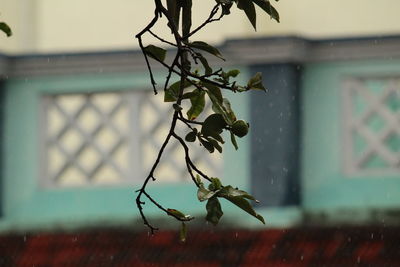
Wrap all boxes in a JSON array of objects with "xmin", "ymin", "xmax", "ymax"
[
  {"xmin": 255, "ymin": 0, "xmax": 400, "ymax": 38},
  {"xmin": 1, "ymin": 0, "xmax": 400, "ymax": 54},
  {"xmin": 0, "ymin": 0, "xmax": 37, "ymax": 54}
]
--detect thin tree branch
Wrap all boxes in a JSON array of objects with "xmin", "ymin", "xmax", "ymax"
[
  {"xmin": 137, "ymin": 36, "xmax": 158, "ymax": 94},
  {"xmin": 148, "ymin": 30, "xmax": 177, "ymax": 47},
  {"xmin": 178, "ymin": 113, "xmax": 204, "ymax": 126},
  {"xmin": 183, "ymin": 4, "xmax": 223, "ymax": 40},
  {"xmin": 171, "ymin": 132, "xmax": 201, "ymax": 187},
  {"xmin": 172, "ymin": 132, "xmax": 212, "ymax": 182}
]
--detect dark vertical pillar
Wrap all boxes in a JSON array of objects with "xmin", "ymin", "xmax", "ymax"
[
  {"xmin": 250, "ymin": 64, "xmax": 301, "ymax": 207},
  {"xmin": 0, "ymin": 80, "xmax": 4, "ymax": 217}
]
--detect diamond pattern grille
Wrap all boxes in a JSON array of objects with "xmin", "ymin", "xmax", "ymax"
[
  {"xmin": 42, "ymin": 90, "xmax": 222, "ymax": 187},
  {"xmin": 343, "ymin": 77, "xmax": 400, "ymax": 174},
  {"xmin": 42, "ymin": 92, "xmax": 133, "ymax": 187}
]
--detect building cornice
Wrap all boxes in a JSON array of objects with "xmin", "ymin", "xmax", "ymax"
[{"xmin": 1, "ymin": 35, "xmax": 400, "ymax": 78}]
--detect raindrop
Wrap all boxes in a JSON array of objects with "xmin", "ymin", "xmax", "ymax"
[
  {"xmin": 72, "ymin": 237, "xmax": 77, "ymax": 242},
  {"xmin": 283, "ymin": 167, "xmax": 288, "ymax": 173},
  {"xmin": 370, "ymin": 233, "xmax": 374, "ymax": 239},
  {"xmin": 279, "ymin": 127, "xmax": 283, "ymax": 132},
  {"xmin": 270, "ymin": 179, "xmax": 274, "ymax": 185},
  {"xmin": 300, "ymin": 255, "xmax": 304, "ymax": 261},
  {"xmin": 357, "ymin": 256, "xmax": 361, "ymax": 263},
  {"xmin": 47, "ymin": 58, "xmax": 50, "ymax": 63},
  {"xmin": 23, "ymin": 236, "xmax": 26, "ymax": 242},
  {"xmin": 235, "ymin": 232, "xmax": 238, "ymax": 238},
  {"xmin": 347, "ymin": 237, "xmax": 351, "ymax": 242},
  {"xmin": 110, "ymin": 256, "xmax": 114, "ymax": 260}
]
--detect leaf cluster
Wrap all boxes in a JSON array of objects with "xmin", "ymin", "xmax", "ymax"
[
  {"xmin": 217, "ymin": 0, "xmax": 279, "ymax": 30},
  {"xmin": 197, "ymin": 176, "xmax": 265, "ymax": 225}
]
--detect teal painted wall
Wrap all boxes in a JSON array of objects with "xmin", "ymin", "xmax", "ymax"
[
  {"xmin": 8, "ymin": 57, "xmax": 400, "ymax": 231},
  {"xmin": 0, "ymin": 68, "xmax": 252, "ymax": 231},
  {"xmin": 301, "ymin": 59, "xmax": 400, "ymax": 214}
]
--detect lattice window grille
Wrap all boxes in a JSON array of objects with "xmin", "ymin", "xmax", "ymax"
[
  {"xmin": 343, "ymin": 77, "xmax": 400, "ymax": 175},
  {"xmin": 41, "ymin": 90, "xmax": 223, "ymax": 187},
  {"xmin": 41, "ymin": 91, "xmax": 139, "ymax": 187}
]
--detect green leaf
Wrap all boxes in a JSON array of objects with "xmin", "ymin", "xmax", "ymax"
[
  {"xmin": 207, "ymin": 137, "xmax": 223, "ymax": 153},
  {"xmin": 217, "ymin": 0, "xmax": 234, "ymax": 14},
  {"xmin": 230, "ymin": 132, "xmax": 239, "ymax": 150},
  {"xmin": 166, "ymin": 0, "xmax": 180, "ymax": 31},
  {"xmin": 222, "ymin": 98, "xmax": 237, "ymax": 123},
  {"xmin": 252, "ymin": 0, "xmax": 280, "ymax": 22},
  {"xmin": 208, "ymin": 177, "xmax": 222, "ymax": 191},
  {"xmin": 206, "ymin": 197, "xmax": 223, "ymax": 225},
  {"xmin": 220, "ymin": 69, "xmax": 240, "ymax": 83},
  {"xmin": 199, "ymin": 138, "xmax": 214, "ymax": 153},
  {"xmin": 182, "ymin": 91, "xmax": 198, "ymax": 100},
  {"xmin": 179, "ymin": 222, "xmax": 187, "ymax": 242},
  {"xmin": 195, "ymin": 174, "xmax": 202, "ymax": 186},
  {"xmin": 143, "ymin": 45, "xmax": 167, "ymax": 62},
  {"xmin": 185, "ymin": 130, "xmax": 197, "ymax": 142},
  {"xmin": 219, "ymin": 185, "xmax": 256, "ymax": 201},
  {"xmin": 167, "ymin": 208, "xmax": 193, "ymax": 221},
  {"xmin": 208, "ymin": 94, "xmax": 229, "ymax": 122},
  {"xmin": 221, "ymin": 195, "xmax": 265, "ymax": 224},
  {"xmin": 226, "ymin": 69, "xmax": 240, "ymax": 78},
  {"xmin": 247, "ymin": 72, "xmax": 266, "ymax": 91},
  {"xmin": 189, "ymin": 41, "xmax": 224, "ymax": 60},
  {"xmin": 0, "ymin": 22, "xmax": 12, "ymax": 37},
  {"xmin": 165, "ymin": 80, "xmax": 192, "ymax": 102},
  {"xmin": 201, "ymin": 114, "xmax": 227, "ymax": 142},
  {"xmin": 187, "ymin": 90, "xmax": 205, "ymax": 120},
  {"xmin": 197, "ymin": 53, "xmax": 213, "ymax": 75},
  {"xmin": 197, "ymin": 186, "xmax": 218, "ymax": 202},
  {"xmin": 203, "ymin": 83, "xmax": 223, "ymax": 104},
  {"xmin": 182, "ymin": 0, "xmax": 192, "ymax": 37},
  {"xmin": 173, "ymin": 104, "xmax": 182, "ymax": 111},
  {"xmin": 207, "ymin": 94, "xmax": 236, "ymax": 126},
  {"xmin": 237, "ymin": 0, "xmax": 257, "ymax": 30}
]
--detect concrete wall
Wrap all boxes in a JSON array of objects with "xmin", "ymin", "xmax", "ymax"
[{"xmin": 1, "ymin": 0, "xmax": 400, "ymax": 54}]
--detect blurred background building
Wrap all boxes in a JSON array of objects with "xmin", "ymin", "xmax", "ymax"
[{"xmin": 0, "ymin": 0, "xmax": 399, "ymax": 265}]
